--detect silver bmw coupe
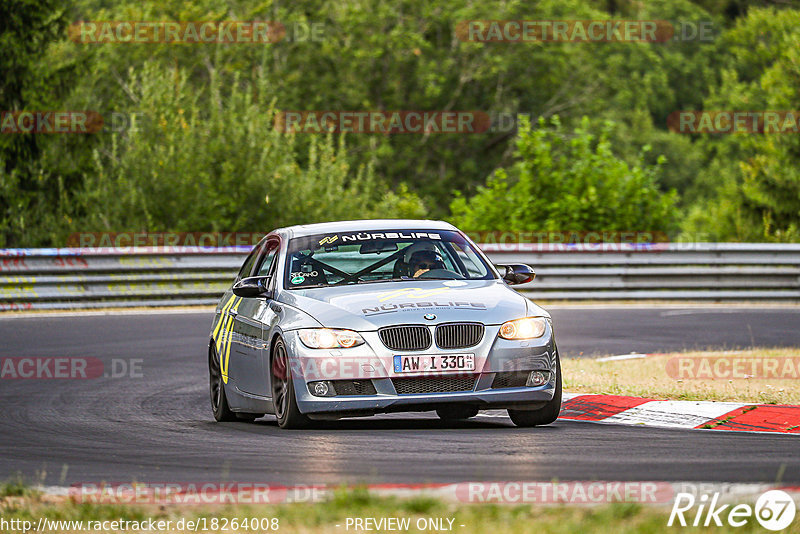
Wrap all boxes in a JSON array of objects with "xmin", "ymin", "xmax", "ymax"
[{"xmin": 208, "ymin": 219, "xmax": 561, "ymax": 428}]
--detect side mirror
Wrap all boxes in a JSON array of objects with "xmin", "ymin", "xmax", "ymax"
[
  {"xmin": 499, "ymin": 264, "xmax": 535, "ymax": 285},
  {"xmin": 232, "ymin": 276, "xmax": 273, "ymax": 298}
]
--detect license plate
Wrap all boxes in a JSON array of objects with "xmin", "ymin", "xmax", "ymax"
[{"xmin": 393, "ymin": 354, "xmax": 475, "ymax": 373}]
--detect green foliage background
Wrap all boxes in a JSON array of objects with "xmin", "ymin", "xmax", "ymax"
[{"xmin": 0, "ymin": 0, "xmax": 798, "ymax": 246}]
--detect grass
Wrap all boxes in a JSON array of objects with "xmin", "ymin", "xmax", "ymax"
[
  {"xmin": 0, "ymin": 476, "xmax": 39, "ymax": 498},
  {"xmin": 563, "ymin": 348, "xmax": 800, "ymax": 404},
  {"xmin": 1, "ymin": 486, "xmax": 794, "ymax": 534}
]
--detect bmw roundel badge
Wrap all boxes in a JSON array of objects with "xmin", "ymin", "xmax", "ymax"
[{"xmin": 423, "ymin": 313, "xmax": 436, "ymax": 321}]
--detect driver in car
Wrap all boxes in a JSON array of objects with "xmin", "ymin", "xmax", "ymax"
[{"xmin": 408, "ymin": 249, "xmax": 446, "ymax": 278}]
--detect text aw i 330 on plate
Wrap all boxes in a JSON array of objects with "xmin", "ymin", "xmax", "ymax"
[{"xmin": 208, "ymin": 219, "xmax": 561, "ymax": 428}]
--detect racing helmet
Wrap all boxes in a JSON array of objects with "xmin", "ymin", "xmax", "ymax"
[{"xmin": 408, "ymin": 249, "xmax": 446, "ymax": 273}]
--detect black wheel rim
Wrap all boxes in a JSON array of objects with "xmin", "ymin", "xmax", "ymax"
[
  {"xmin": 209, "ymin": 345, "xmax": 223, "ymax": 411},
  {"xmin": 272, "ymin": 342, "xmax": 289, "ymax": 420}
]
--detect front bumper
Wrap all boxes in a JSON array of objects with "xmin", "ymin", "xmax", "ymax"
[
  {"xmin": 284, "ymin": 322, "xmax": 558, "ymax": 418},
  {"xmin": 298, "ymin": 380, "xmax": 556, "ymax": 418}
]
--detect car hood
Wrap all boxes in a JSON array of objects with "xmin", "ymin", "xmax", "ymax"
[{"xmin": 278, "ymin": 279, "xmax": 546, "ymax": 330}]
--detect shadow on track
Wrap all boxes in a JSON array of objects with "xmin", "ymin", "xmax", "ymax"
[{"xmin": 198, "ymin": 414, "xmax": 571, "ymax": 433}]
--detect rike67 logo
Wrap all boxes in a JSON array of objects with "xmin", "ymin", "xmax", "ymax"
[{"xmin": 669, "ymin": 490, "xmax": 796, "ymax": 530}]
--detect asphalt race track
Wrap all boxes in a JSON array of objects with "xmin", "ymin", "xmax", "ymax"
[{"xmin": 0, "ymin": 306, "xmax": 798, "ymax": 486}]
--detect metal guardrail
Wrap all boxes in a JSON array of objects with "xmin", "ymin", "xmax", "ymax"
[{"xmin": 1, "ymin": 243, "xmax": 799, "ymax": 310}]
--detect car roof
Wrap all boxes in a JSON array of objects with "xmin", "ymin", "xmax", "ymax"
[{"xmin": 272, "ymin": 219, "xmax": 458, "ymax": 239}]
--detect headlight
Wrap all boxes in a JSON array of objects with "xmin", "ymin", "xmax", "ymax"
[
  {"xmin": 298, "ymin": 328, "xmax": 365, "ymax": 349},
  {"xmin": 499, "ymin": 317, "xmax": 546, "ymax": 340}
]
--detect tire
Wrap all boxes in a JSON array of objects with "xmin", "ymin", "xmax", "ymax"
[
  {"xmin": 507, "ymin": 351, "xmax": 562, "ymax": 427},
  {"xmin": 436, "ymin": 406, "xmax": 479, "ymax": 420},
  {"xmin": 209, "ymin": 343, "xmax": 236, "ymax": 422},
  {"xmin": 271, "ymin": 337, "xmax": 310, "ymax": 429}
]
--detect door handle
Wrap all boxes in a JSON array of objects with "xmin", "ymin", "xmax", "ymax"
[{"xmin": 229, "ymin": 309, "xmax": 238, "ymax": 317}]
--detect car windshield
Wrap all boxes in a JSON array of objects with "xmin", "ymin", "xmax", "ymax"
[{"xmin": 284, "ymin": 230, "xmax": 495, "ymax": 288}]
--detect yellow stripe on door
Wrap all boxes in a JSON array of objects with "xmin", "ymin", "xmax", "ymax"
[
  {"xmin": 212, "ymin": 295, "xmax": 236, "ymax": 353},
  {"xmin": 220, "ymin": 297, "xmax": 243, "ymax": 384}
]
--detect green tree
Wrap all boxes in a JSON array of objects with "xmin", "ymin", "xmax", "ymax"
[
  {"xmin": 449, "ymin": 116, "xmax": 678, "ymax": 233},
  {"xmin": 5, "ymin": 0, "xmax": 795, "ymax": 246},
  {"xmin": 683, "ymin": 7, "xmax": 800, "ymax": 241},
  {"xmin": 0, "ymin": 0, "xmax": 73, "ymax": 247},
  {"xmin": 75, "ymin": 63, "xmax": 425, "ymax": 239}
]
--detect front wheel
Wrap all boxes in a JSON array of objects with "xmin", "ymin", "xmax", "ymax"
[
  {"xmin": 271, "ymin": 338, "xmax": 310, "ymax": 429},
  {"xmin": 209, "ymin": 343, "xmax": 236, "ymax": 422},
  {"xmin": 507, "ymin": 352, "xmax": 562, "ymax": 427}
]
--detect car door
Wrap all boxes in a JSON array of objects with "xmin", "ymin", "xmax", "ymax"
[{"xmin": 228, "ymin": 239, "xmax": 280, "ymax": 396}]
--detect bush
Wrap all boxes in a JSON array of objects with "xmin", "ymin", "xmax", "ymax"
[
  {"xmin": 449, "ymin": 116, "xmax": 678, "ymax": 234},
  {"xmin": 75, "ymin": 63, "xmax": 426, "ymax": 236}
]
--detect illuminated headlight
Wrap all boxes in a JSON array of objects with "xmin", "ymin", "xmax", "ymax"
[
  {"xmin": 298, "ymin": 328, "xmax": 365, "ymax": 349},
  {"xmin": 499, "ymin": 317, "xmax": 546, "ymax": 340}
]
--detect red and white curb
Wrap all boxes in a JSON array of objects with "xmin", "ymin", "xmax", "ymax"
[{"xmin": 557, "ymin": 393, "xmax": 800, "ymax": 434}]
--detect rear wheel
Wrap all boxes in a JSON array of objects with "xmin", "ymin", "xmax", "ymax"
[
  {"xmin": 209, "ymin": 343, "xmax": 236, "ymax": 422},
  {"xmin": 436, "ymin": 406, "xmax": 479, "ymax": 420},
  {"xmin": 507, "ymin": 352, "xmax": 562, "ymax": 427},
  {"xmin": 271, "ymin": 338, "xmax": 310, "ymax": 429}
]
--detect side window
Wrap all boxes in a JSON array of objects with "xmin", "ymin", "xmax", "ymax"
[
  {"xmin": 255, "ymin": 242, "xmax": 279, "ymax": 277},
  {"xmin": 237, "ymin": 246, "xmax": 261, "ymax": 280}
]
